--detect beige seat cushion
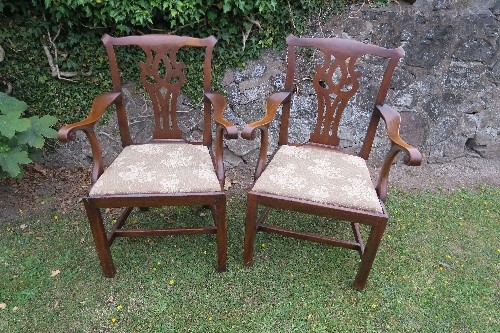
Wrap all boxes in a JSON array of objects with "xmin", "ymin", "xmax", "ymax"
[
  {"xmin": 252, "ymin": 145, "xmax": 383, "ymax": 213},
  {"xmin": 89, "ymin": 143, "xmax": 221, "ymax": 196}
]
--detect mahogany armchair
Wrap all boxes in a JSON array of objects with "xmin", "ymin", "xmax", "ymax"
[
  {"xmin": 58, "ymin": 34, "xmax": 237, "ymax": 277},
  {"xmin": 242, "ymin": 35, "xmax": 422, "ymax": 290}
]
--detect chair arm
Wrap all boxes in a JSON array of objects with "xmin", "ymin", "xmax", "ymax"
[
  {"xmin": 58, "ymin": 92, "xmax": 121, "ymax": 142},
  {"xmin": 241, "ymin": 91, "xmax": 292, "ymax": 140},
  {"xmin": 204, "ymin": 91, "xmax": 238, "ymax": 184},
  {"xmin": 204, "ymin": 92, "xmax": 238, "ymax": 139},
  {"xmin": 375, "ymin": 104, "xmax": 422, "ymax": 201},
  {"xmin": 241, "ymin": 91, "xmax": 292, "ymax": 180},
  {"xmin": 376, "ymin": 104, "xmax": 422, "ymax": 166},
  {"xmin": 57, "ymin": 92, "xmax": 121, "ymax": 183}
]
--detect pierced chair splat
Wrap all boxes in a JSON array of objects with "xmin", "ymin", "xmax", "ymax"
[
  {"xmin": 242, "ymin": 35, "xmax": 422, "ymax": 291},
  {"xmin": 58, "ymin": 34, "xmax": 237, "ymax": 277}
]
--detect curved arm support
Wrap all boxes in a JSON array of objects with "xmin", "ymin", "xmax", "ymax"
[
  {"xmin": 204, "ymin": 92, "xmax": 238, "ymax": 184},
  {"xmin": 375, "ymin": 104, "xmax": 422, "ymax": 201},
  {"xmin": 241, "ymin": 91, "xmax": 292, "ymax": 179},
  {"xmin": 204, "ymin": 92, "xmax": 238, "ymax": 139},
  {"xmin": 241, "ymin": 91, "xmax": 292, "ymax": 140},
  {"xmin": 57, "ymin": 92, "xmax": 121, "ymax": 183}
]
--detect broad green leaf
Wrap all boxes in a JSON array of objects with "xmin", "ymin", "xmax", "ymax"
[
  {"xmin": 0, "ymin": 143, "xmax": 9, "ymax": 153},
  {"xmin": 0, "ymin": 111, "xmax": 31, "ymax": 138},
  {"xmin": 0, "ymin": 92, "xmax": 28, "ymax": 114},
  {"xmin": 16, "ymin": 115, "xmax": 57, "ymax": 148},
  {"xmin": 32, "ymin": 115, "xmax": 57, "ymax": 138},
  {"xmin": 0, "ymin": 146, "xmax": 31, "ymax": 178}
]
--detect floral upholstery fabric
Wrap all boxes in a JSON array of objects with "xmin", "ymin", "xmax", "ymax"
[
  {"xmin": 89, "ymin": 143, "xmax": 221, "ymax": 196},
  {"xmin": 252, "ymin": 145, "xmax": 383, "ymax": 213}
]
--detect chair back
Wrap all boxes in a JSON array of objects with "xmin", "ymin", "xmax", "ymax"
[
  {"xmin": 102, "ymin": 34, "xmax": 217, "ymax": 145},
  {"xmin": 281, "ymin": 34, "xmax": 405, "ymax": 158}
]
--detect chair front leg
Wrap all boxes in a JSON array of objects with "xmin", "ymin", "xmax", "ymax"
[
  {"xmin": 353, "ymin": 220, "xmax": 387, "ymax": 291},
  {"xmin": 243, "ymin": 193, "xmax": 258, "ymax": 266},
  {"xmin": 83, "ymin": 198, "xmax": 116, "ymax": 278},
  {"xmin": 215, "ymin": 196, "xmax": 227, "ymax": 272}
]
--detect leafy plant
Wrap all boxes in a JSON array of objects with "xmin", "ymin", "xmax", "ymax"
[
  {"xmin": 0, "ymin": 92, "xmax": 57, "ymax": 178},
  {"xmin": 0, "ymin": 1, "xmax": 386, "ymax": 126}
]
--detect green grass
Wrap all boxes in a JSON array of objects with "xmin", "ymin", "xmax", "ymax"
[{"xmin": 1, "ymin": 187, "xmax": 499, "ymax": 332}]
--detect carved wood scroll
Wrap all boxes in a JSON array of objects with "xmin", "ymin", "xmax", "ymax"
[
  {"xmin": 311, "ymin": 52, "xmax": 361, "ymax": 146},
  {"xmin": 139, "ymin": 46, "xmax": 186, "ymax": 139}
]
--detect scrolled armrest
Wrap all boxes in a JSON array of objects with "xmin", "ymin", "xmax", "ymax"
[
  {"xmin": 204, "ymin": 91, "xmax": 237, "ymax": 185},
  {"xmin": 376, "ymin": 104, "xmax": 422, "ymax": 166},
  {"xmin": 58, "ymin": 92, "xmax": 122, "ymax": 142},
  {"xmin": 241, "ymin": 91, "xmax": 292, "ymax": 180},
  {"xmin": 57, "ymin": 91, "xmax": 121, "ymax": 183},
  {"xmin": 204, "ymin": 91, "xmax": 238, "ymax": 139},
  {"xmin": 241, "ymin": 91, "xmax": 292, "ymax": 140},
  {"xmin": 375, "ymin": 104, "xmax": 422, "ymax": 202}
]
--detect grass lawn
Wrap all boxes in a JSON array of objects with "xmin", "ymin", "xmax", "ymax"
[{"xmin": 1, "ymin": 187, "xmax": 499, "ymax": 332}]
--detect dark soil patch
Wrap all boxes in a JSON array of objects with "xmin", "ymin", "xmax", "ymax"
[
  {"xmin": 0, "ymin": 163, "xmax": 255, "ymax": 222},
  {"xmin": 0, "ymin": 165, "xmax": 89, "ymax": 222},
  {"xmin": 1, "ymin": 156, "xmax": 499, "ymax": 222}
]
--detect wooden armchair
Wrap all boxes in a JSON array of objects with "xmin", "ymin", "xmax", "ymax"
[
  {"xmin": 58, "ymin": 34, "xmax": 237, "ymax": 277},
  {"xmin": 242, "ymin": 35, "xmax": 422, "ymax": 290}
]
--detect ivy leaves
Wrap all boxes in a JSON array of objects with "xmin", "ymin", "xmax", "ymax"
[{"xmin": 0, "ymin": 92, "xmax": 57, "ymax": 178}]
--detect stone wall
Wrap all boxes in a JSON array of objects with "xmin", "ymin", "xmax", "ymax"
[
  {"xmin": 219, "ymin": 0, "xmax": 499, "ymax": 166},
  {"xmin": 48, "ymin": 0, "xmax": 500, "ymax": 169}
]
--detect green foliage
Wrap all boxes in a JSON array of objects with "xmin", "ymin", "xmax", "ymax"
[
  {"xmin": 0, "ymin": 0, "xmax": 385, "ymax": 127},
  {"xmin": 37, "ymin": 0, "xmax": 283, "ymax": 33},
  {"xmin": 0, "ymin": 14, "xmax": 111, "ymax": 124},
  {"xmin": 0, "ymin": 92, "xmax": 57, "ymax": 178},
  {"xmin": 30, "ymin": 0, "xmax": 356, "ymax": 58}
]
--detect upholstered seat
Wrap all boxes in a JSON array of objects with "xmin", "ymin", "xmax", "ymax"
[
  {"xmin": 90, "ymin": 143, "xmax": 221, "ymax": 196},
  {"xmin": 252, "ymin": 145, "xmax": 382, "ymax": 213}
]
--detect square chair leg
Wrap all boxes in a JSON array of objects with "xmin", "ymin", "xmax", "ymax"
[
  {"xmin": 243, "ymin": 193, "xmax": 258, "ymax": 266},
  {"xmin": 83, "ymin": 198, "xmax": 116, "ymax": 278},
  {"xmin": 353, "ymin": 220, "xmax": 387, "ymax": 291},
  {"xmin": 214, "ymin": 196, "xmax": 228, "ymax": 272}
]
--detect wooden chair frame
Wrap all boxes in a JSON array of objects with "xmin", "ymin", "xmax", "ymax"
[
  {"xmin": 242, "ymin": 35, "xmax": 422, "ymax": 290},
  {"xmin": 58, "ymin": 34, "xmax": 237, "ymax": 277}
]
